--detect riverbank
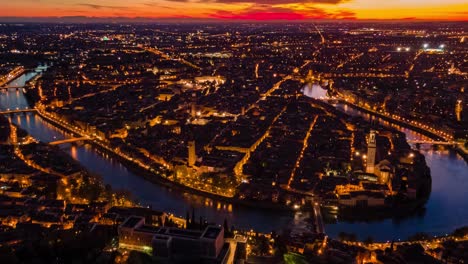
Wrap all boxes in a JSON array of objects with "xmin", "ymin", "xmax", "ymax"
[
  {"xmin": 455, "ymin": 147, "xmax": 468, "ymax": 163},
  {"xmin": 331, "ymin": 188, "xmax": 431, "ymax": 224},
  {"xmin": 5, "ymin": 69, "xmax": 467, "ymax": 240},
  {"xmin": 337, "ymin": 100, "xmax": 444, "ymax": 141},
  {"xmin": 32, "ymin": 106, "xmax": 294, "ymax": 212},
  {"xmin": 336, "ymin": 100, "xmax": 468, "ymax": 163},
  {"xmin": 100, "ymin": 146, "xmax": 294, "ymax": 212},
  {"xmin": 323, "ymin": 155, "xmax": 432, "ymax": 224},
  {"xmin": 0, "ymin": 66, "xmax": 25, "ymax": 87}
]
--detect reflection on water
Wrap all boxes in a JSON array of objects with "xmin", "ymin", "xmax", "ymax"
[
  {"xmin": 5, "ymin": 71, "xmax": 38, "ymax": 88},
  {"xmin": 325, "ymin": 104, "xmax": 468, "ymax": 241},
  {"xmin": 0, "ymin": 71, "xmax": 38, "ymax": 111},
  {"xmin": 2, "ymin": 71, "xmax": 467, "ymax": 238},
  {"xmin": 0, "ymin": 71, "xmax": 293, "ymax": 232},
  {"xmin": 70, "ymin": 145, "xmax": 78, "ymax": 159},
  {"xmin": 11, "ymin": 112, "xmax": 68, "ymax": 143},
  {"xmin": 0, "ymin": 90, "xmax": 30, "ymax": 111},
  {"xmin": 14, "ymin": 112, "xmax": 292, "ymax": 231}
]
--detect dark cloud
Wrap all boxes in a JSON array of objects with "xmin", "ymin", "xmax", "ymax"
[{"xmin": 78, "ymin": 4, "xmax": 127, "ymax": 10}]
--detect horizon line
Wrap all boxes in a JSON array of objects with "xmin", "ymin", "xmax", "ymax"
[{"xmin": 0, "ymin": 16, "xmax": 466, "ymax": 23}]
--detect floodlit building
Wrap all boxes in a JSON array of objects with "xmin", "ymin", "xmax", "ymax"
[
  {"xmin": 118, "ymin": 216, "xmax": 154, "ymax": 253},
  {"xmin": 118, "ymin": 216, "xmax": 228, "ymax": 263},
  {"xmin": 152, "ymin": 225, "xmax": 225, "ymax": 262},
  {"xmin": 337, "ymin": 191, "xmax": 386, "ymax": 207},
  {"xmin": 375, "ymin": 159, "xmax": 394, "ymax": 185}
]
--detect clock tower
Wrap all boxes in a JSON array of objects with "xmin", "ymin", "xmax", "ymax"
[{"xmin": 366, "ymin": 130, "xmax": 377, "ymax": 174}]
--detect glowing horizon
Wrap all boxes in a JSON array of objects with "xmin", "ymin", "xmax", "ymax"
[{"xmin": 1, "ymin": 0, "xmax": 467, "ymax": 21}]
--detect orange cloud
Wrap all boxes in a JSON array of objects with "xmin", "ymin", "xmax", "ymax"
[
  {"xmin": 209, "ymin": 6, "xmax": 356, "ymax": 20},
  {"xmin": 0, "ymin": 0, "xmax": 466, "ymax": 20}
]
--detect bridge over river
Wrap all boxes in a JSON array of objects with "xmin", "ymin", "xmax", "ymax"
[{"xmin": 48, "ymin": 137, "xmax": 90, "ymax": 145}]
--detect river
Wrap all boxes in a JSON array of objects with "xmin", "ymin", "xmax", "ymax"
[
  {"xmin": 0, "ymin": 70, "xmax": 292, "ymax": 233},
  {"xmin": 325, "ymin": 103, "xmax": 468, "ymax": 241},
  {"xmin": 1, "ymin": 71, "xmax": 467, "ymax": 241}
]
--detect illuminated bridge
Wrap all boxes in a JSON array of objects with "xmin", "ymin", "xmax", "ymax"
[
  {"xmin": 407, "ymin": 140, "xmax": 457, "ymax": 145},
  {"xmin": 0, "ymin": 109, "xmax": 37, "ymax": 115},
  {"xmin": 49, "ymin": 137, "xmax": 90, "ymax": 145},
  {"xmin": 1, "ymin": 86, "xmax": 24, "ymax": 90}
]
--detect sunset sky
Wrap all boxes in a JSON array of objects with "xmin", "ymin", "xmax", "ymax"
[{"xmin": 2, "ymin": 0, "xmax": 467, "ymax": 21}]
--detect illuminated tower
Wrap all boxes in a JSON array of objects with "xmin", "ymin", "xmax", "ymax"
[
  {"xmin": 366, "ymin": 130, "xmax": 377, "ymax": 174},
  {"xmin": 188, "ymin": 140, "xmax": 196, "ymax": 167},
  {"xmin": 191, "ymin": 103, "xmax": 196, "ymax": 118},
  {"xmin": 190, "ymin": 92, "xmax": 197, "ymax": 118},
  {"xmin": 455, "ymin": 100, "xmax": 462, "ymax": 122}
]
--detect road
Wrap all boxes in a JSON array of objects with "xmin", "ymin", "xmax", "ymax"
[
  {"xmin": 287, "ymin": 115, "xmax": 319, "ymax": 187},
  {"xmin": 233, "ymin": 105, "xmax": 288, "ymax": 176},
  {"xmin": 313, "ymin": 24, "xmax": 326, "ymax": 44},
  {"xmin": 336, "ymin": 53, "xmax": 364, "ymax": 69},
  {"xmin": 62, "ymin": 84, "xmax": 121, "ymax": 106},
  {"xmin": 245, "ymin": 59, "xmax": 312, "ymax": 114},
  {"xmin": 344, "ymin": 235, "xmax": 468, "ymax": 252},
  {"xmin": 145, "ymin": 47, "xmax": 201, "ymax": 70},
  {"xmin": 0, "ymin": 66, "xmax": 25, "ymax": 87}
]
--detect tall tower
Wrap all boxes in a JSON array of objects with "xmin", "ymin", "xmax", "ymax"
[
  {"xmin": 188, "ymin": 140, "xmax": 196, "ymax": 167},
  {"xmin": 455, "ymin": 99, "xmax": 462, "ymax": 122},
  {"xmin": 366, "ymin": 130, "xmax": 377, "ymax": 174},
  {"xmin": 191, "ymin": 103, "xmax": 196, "ymax": 118}
]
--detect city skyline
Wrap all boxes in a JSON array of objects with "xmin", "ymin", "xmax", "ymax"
[
  {"xmin": 0, "ymin": 4, "xmax": 467, "ymax": 261},
  {"xmin": 2, "ymin": 0, "xmax": 468, "ymax": 21}
]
